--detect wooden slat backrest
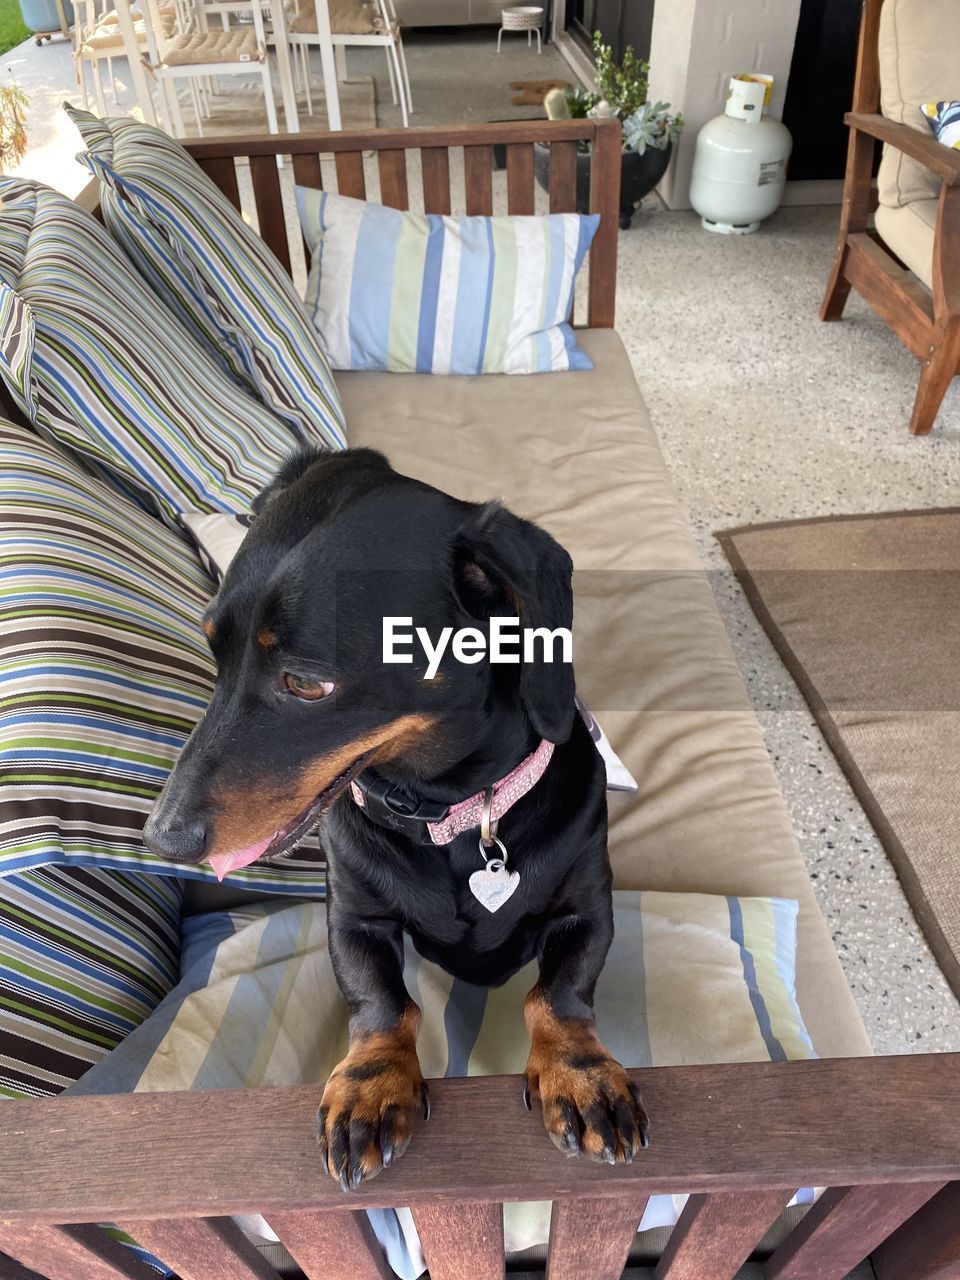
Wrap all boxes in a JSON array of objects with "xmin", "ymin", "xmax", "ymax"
[
  {"xmin": 653, "ymin": 1190, "xmax": 793, "ymax": 1280},
  {"xmin": 421, "ymin": 147, "xmax": 452, "ymax": 214},
  {"xmin": 177, "ymin": 119, "xmax": 623, "ymax": 328},
  {"xmin": 0, "ymin": 1224, "xmax": 158, "ymax": 1280},
  {"xmin": 464, "ymin": 144, "xmax": 494, "ymax": 215},
  {"xmin": 264, "ymin": 1210, "xmax": 391, "ymax": 1280},
  {"xmin": 546, "ymin": 1194, "xmax": 649, "ymax": 1280},
  {"xmin": 3, "ymin": 1058, "xmax": 960, "ymax": 1221},
  {"xmin": 548, "ymin": 140, "xmax": 579, "ymax": 214},
  {"xmin": 505, "ymin": 143, "xmax": 536, "ymax": 215},
  {"xmin": 248, "ymin": 155, "xmax": 291, "ymax": 275},
  {"xmin": 377, "ymin": 149, "xmax": 409, "ymax": 210},
  {"xmin": 763, "ymin": 1182, "xmax": 945, "ymax": 1280},
  {"xmin": 411, "ymin": 1203, "xmax": 504, "ymax": 1280},
  {"xmin": 117, "ymin": 1216, "xmax": 282, "ymax": 1280},
  {"xmin": 197, "ymin": 156, "xmax": 241, "ymax": 213},
  {"xmin": 334, "ymin": 150, "xmax": 366, "ymax": 200},
  {"xmin": 2, "ymin": 1058, "xmax": 960, "ymax": 1277}
]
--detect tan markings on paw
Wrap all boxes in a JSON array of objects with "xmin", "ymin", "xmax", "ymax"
[
  {"xmin": 523, "ymin": 988, "xmax": 650, "ymax": 1163},
  {"xmin": 317, "ymin": 1003, "xmax": 429, "ymax": 1190}
]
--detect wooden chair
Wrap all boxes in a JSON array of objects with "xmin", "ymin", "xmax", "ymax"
[{"xmin": 821, "ymin": 0, "xmax": 960, "ymax": 435}]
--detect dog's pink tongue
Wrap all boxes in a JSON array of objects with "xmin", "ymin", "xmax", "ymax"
[{"xmin": 207, "ymin": 833, "xmax": 276, "ymax": 881}]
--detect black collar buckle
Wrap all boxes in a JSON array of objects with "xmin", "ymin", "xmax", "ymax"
[{"xmin": 353, "ymin": 771, "xmax": 450, "ymax": 844}]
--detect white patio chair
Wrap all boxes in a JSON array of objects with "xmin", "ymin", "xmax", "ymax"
[
  {"xmin": 140, "ymin": 0, "xmax": 279, "ymax": 136},
  {"xmin": 74, "ymin": 0, "xmax": 176, "ymax": 114},
  {"xmin": 288, "ymin": 0, "xmax": 411, "ymax": 125}
]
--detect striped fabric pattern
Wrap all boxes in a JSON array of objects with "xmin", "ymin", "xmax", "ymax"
[
  {"xmin": 0, "ymin": 863, "xmax": 182, "ymax": 1100},
  {"xmin": 921, "ymin": 100, "xmax": 960, "ymax": 149},
  {"xmin": 0, "ymin": 177, "xmax": 313, "ymax": 528},
  {"xmin": 0, "ymin": 418, "xmax": 326, "ymax": 891},
  {"xmin": 66, "ymin": 108, "xmax": 347, "ymax": 451},
  {"xmin": 296, "ymin": 187, "xmax": 599, "ymax": 375},
  {"xmin": 68, "ymin": 890, "xmax": 815, "ymax": 1277}
]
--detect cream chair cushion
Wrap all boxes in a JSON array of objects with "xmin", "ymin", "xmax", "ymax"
[
  {"xmin": 874, "ymin": 197, "xmax": 937, "ymax": 288},
  {"xmin": 877, "ymin": 0, "xmax": 960, "ymax": 210},
  {"xmin": 161, "ymin": 28, "xmax": 261, "ymax": 64}
]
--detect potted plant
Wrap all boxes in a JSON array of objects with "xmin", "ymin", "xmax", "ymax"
[
  {"xmin": 0, "ymin": 84, "xmax": 28, "ymax": 174},
  {"xmin": 535, "ymin": 33, "xmax": 683, "ymax": 229}
]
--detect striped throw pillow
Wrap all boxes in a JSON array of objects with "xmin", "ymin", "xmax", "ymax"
[
  {"xmin": 295, "ymin": 187, "xmax": 599, "ymax": 375},
  {"xmin": 0, "ymin": 419, "xmax": 325, "ymax": 892},
  {"xmin": 0, "ymin": 863, "xmax": 184, "ymax": 1099},
  {"xmin": 0, "ymin": 178, "xmax": 314, "ymax": 527},
  {"xmin": 66, "ymin": 108, "xmax": 347, "ymax": 451},
  {"xmin": 921, "ymin": 100, "xmax": 960, "ymax": 149},
  {"xmin": 68, "ymin": 890, "xmax": 814, "ymax": 1273}
]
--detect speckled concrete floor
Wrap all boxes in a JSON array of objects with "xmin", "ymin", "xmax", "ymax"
[{"xmin": 616, "ymin": 198, "xmax": 960, "ymax": 1055}]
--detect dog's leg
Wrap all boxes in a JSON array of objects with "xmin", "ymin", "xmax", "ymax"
[
  {"xmin": 523, "ymin": 914, "xmax": 650, "ymax": 1164},
  {"xmin": 319, "ymin": 911, "xmax": 428, "ymax": 1190}
]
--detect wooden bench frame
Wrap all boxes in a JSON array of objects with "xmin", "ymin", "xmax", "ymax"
[
  {"xmin": 820, "ymin": 0, "xmax": 960, "ymax": 435},
  {"xmin": 3, "ymin": 118, "xmax": 959, "ymax": 1280}
]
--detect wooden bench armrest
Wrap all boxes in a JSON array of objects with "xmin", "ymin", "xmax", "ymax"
[{"xmin": 846, "ymin": 111, "xmax": 960, "ymax": 185}]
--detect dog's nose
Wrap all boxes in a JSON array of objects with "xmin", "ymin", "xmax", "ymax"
[{"xmin": 143, "ymin": 812, "xmax": 207, "ymax": 862}]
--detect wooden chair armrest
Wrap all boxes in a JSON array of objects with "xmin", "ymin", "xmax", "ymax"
[{"xmin": 846, "ymin": 111, "xmax": 960, "ymax": 185}]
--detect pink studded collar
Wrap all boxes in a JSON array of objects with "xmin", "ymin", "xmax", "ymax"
[{"xmin": 350, "ymin": 739, "xmax": 555, "ymax": 846}]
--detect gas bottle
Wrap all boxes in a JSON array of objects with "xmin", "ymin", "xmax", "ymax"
[{"xmin": 689, "ymin": 74, "xmax": 793, "ymax": 234}]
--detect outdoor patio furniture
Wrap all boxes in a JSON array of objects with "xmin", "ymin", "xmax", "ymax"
[
  {"xmin": 289, "ymin": 0, "xmax": 409, "ymax": 126},
  {"xmin": 139, "ymin": 0, "xmax": 279, "ymax": 136},
  {"xmin": 0, "ymin": 116, "xmax": 956, "ymax": 1280},
  {"xmin": 821, "ymin": 0, "xmax": 960, "ymax": 435},
  {"xmin": 74, "ymin": 0, "xmax": 176, "ymax": 115}
]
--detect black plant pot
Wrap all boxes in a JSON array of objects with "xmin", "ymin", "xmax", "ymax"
[{"xmin": 533, "ymin": 139, "xmax": 673, "ymax": 229}]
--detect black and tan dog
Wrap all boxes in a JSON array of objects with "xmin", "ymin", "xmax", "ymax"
[{"xmin": 145, "ymin": 447, "xmax": 649, "ymax": 1189}]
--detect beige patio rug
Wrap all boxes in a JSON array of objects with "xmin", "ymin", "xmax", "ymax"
[{"xmin": 717, "ymin": 509, "xmax": 960, "ymax": 999}]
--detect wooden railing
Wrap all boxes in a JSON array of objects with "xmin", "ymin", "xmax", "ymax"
[
  {"xmin": 175, "ymin": 118, "xmax": 623, "ymax": 329},
  {"xmin": 1, "ymin": 1056, "xmax": 960, "ymax": 1278}
]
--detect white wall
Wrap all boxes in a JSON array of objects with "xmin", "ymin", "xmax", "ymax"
[{"xmin": 648, "ymin": 0, "xmax": 803, "ymax": 209}]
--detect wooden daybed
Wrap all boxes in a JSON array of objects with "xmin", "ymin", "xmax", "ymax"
[{"xmin": 0, "ymin": 119, "xmax": 958, "ymax": 1280}]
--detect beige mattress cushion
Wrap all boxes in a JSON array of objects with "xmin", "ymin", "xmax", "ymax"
[
  {"xmin": 291, "ymin": 0, "xmax": 380, "ymax": 34},
  {"xmin": 162, "ymin": 28, "xmax": 261, "ymax": 65},
  {"xmin": 338, "ymin": 328, "xmax": 871, "ymax": 1060},
  {"xmin": 875, "ymin": 197, "xmax": 936, "ymax": 288},
  {"xmin": 877, "ymin": 0, "xmax": 960, "ymax": 209}
]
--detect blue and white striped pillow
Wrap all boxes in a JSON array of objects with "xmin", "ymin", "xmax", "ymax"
[
  {"xmin": 0, "ymin": 178, "xmax": 311, "ymax": 527},
  {"xmin": 295, "ymin": 188, "xmax": 599, "ymax": 375},
  {"xmin": 67, "ymin": 107, "xmax": 347, "ymax": 452},
  {"xmin": 921, "ymin": 100, "xmax": 960, "ymax": 149}
]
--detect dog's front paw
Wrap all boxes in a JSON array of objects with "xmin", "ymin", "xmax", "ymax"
[
  {"xmin": 524, "ymin": 1043, "xmax": 649, "ymax": 1164},
  {"xmin": 317, "ymin": 1037, "xmax": 429, "ymax": 1191}
]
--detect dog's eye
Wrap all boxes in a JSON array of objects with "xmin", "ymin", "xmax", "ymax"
[{"xmin": 283, "ymin": 673, "xmax": 335, "ymax": 701}]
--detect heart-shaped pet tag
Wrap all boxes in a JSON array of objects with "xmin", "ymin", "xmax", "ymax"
[{"xmin": 468, "ymin": 859, "xmax": 520, "ymax": 913}]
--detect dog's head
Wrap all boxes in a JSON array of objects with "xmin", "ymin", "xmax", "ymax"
[{"xmin": 144, "ymin": 447, "xmax": 575, "ymax": 876}]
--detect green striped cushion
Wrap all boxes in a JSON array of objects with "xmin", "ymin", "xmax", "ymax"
[
  {"xmin": 0, "ymin": 177, "xmax": 318, "ymax": 527},
  {"xmin": 0, "ymin": 419, "xmax": 325, "ymax": 891},
  {"xmin": 67, "ymin": 107, "xmax": 347, "ymax": 451},
  {"xmin": 0, "ymin": 863, "xmax": 183, "ymax": 1099}
]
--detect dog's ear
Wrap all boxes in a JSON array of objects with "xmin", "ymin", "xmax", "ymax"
[
  {"xmin": 454, "ymin": 502, "xmax": 575, "ymax": 744},
  {"xmin": 253, "ymin": 447, "xmax": 391, "ymax": 515}
]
